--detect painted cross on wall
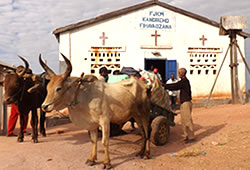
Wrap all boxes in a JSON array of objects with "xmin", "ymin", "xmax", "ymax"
[
  {"xmin": 151, "ymin": 30, "xmax": 161, "ymax": 46},
  {"xmin": 99, "ymin": 32, "xmax": 108, "ymax": 46},
  {"xmin": 199, "ymin": 35, "xmax": 207, "ymax": 46}
]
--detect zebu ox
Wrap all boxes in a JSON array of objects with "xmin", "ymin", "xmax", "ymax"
[
  {"xmin": 40, "ymin": 53, "xmax": 151, "ymax": 169},
  {"xmin": 0, "ymin": 56, "xmax": 47, "ymax": 143}
]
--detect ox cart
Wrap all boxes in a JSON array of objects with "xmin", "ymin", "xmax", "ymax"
[
  {"xmin": 140, "ymin": 70, "xmax": 176, "ymax": 146},
  {"xmin": 109, "ymin": 69, "xmax": 176, "ymax": 146}
]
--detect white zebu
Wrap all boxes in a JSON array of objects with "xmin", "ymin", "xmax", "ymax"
[{"xmin": 40, "ymin": 53, "xmax": 151, "ymax": 169}]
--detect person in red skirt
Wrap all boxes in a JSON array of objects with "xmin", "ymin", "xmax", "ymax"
[{"xmin": 6, "ymin": 104, "xmax": 29, "ymax": 137}]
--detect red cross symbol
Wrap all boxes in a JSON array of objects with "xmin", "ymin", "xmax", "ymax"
[
  {"xmin": 199, "ymin": 35, "xmax": 207, "ymax": 46},
  {"xmin": 151, "ymin": 30, "xmax": 161, "ymax": 46},
  {"xmin": 99, "ymin": 32, "xmax": 108, "ymax": 46}
]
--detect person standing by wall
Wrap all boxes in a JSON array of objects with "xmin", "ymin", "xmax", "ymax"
[
  {"xmin": 166, "ymin": 74, "xmax": 178, "ymax": 111},
  {"xmin": 164, "ymin": 68, "xmax": 195, "ymax": 143},
  {"xmin": 7, "ymin": 104, "xmax": 28, "ymax": 137},
  {"xmin": 99, "ymin": 66, "xmax": 109, "ymax": 82}
]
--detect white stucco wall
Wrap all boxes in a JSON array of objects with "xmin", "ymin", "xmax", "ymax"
[{"xmin": 58, "ymin": 4, "xmax": 246, "ymax": 98}]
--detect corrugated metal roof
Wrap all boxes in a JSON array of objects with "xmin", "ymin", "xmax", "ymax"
[
  {"xmin": 0, "ymin": 60, "xmax": 15, "ymax": 70},
  {"xmin": 52, "ymin": 0, "xmax": 250, "ymax": 38}
]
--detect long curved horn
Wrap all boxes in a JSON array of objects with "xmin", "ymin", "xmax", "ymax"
[
  {"xmin": 39, "ymin": 54, "xmax": 56, "ymax": 78},
  {"xmin": 60, "ymin": 53, "xmax": 72, "ymax": 81},
  {"xmin": 17, "ymin": 56, "xmax": 29, "ymax": 77}
]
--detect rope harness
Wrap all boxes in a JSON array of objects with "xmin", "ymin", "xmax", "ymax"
[
  {"xmin": 70, "ymin": 74, "xmax": 97, "ymax": 107},
  {"xmin": 69, "ymin": 77, "xmax": 84, "ymax": 107},
  {"xmin": 48, "ymin": 74, "xmax": 94, "ymax": 108}
]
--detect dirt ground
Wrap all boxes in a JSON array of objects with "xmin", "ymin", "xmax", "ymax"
[{"xmin": 0, "ymin": 103, "xmax": 249, "ymax": 170}]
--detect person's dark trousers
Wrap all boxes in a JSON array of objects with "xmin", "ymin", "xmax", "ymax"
[{"xmin": 170, "ymin": 95, "xmax": 177, "ymax": 110}]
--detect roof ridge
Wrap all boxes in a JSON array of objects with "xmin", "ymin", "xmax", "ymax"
[{"xmin": 52, "ymin": 0, "xmax": 250, "ymax": 38}]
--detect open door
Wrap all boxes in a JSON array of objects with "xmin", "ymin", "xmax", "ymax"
[{"xmin": 165, "ymin": 60, "xmax": 177, "ymax": 81}]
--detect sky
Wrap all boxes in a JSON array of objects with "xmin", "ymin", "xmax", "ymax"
[{"xmin": 0, "ymin": 0, "xmax": 249, "ymax": 77}]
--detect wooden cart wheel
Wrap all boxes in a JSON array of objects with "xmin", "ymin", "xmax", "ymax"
[{"xmin": 151, "ymin": 116, "xmax": 170, "ymax": 146}]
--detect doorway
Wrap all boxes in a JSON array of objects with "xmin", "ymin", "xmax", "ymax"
[
  {"xmin": 144, "ymin": 59, "xmax": 166, "ymax": 82},
  {"xmin": 144, "ymin": 59, "xmax": 177, "ymax": 83}
]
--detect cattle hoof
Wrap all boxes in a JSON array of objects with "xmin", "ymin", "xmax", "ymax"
[
  {"xmin": 32, "ymin": 139, "xmax": 39, "ymax": 143},
  {"xmin": 85, "ymin": 159, "xmax": 95, "ymax": 166},
  {"xmin": 17, "ymin": 138, "xmax": 23, "ymax": 142},
  {"xmin": 103, "ymin": 163, "xmax": 112, "ymax": 170},
  {"xmin": 40, "ymin": 130, "xmax": 46, "ymax": 137},
  {"xmin": 41, "ymin": 133, "xmax": 46, "ymax": 137},
  {"xmin": 144, "ymin": 152, "xmax": 151, "ymax": 159},
  {"xmin": 136, "ymin": 150, "xmax": 144, "ymax": 158}
]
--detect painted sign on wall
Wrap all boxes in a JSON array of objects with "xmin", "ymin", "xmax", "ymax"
[{"xmin": 139, "ymin": 11, "xmax": 176, "ymax": 31}]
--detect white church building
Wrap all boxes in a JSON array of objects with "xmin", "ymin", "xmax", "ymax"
[{"xmin": 52, "ymin": 0, "xmax": 249, "ymax": 98}]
